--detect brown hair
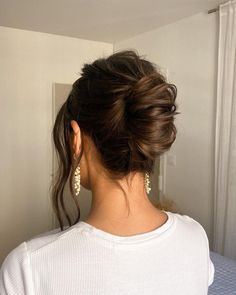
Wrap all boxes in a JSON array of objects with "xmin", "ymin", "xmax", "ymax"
[{"xmin": 51, "ymin": 49, "xmax": 180, "ymax": 231}]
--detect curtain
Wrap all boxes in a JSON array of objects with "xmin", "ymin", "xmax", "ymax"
[{"xmin": 213, "ymin": 0, "xmax": 236, "ymax": 259}]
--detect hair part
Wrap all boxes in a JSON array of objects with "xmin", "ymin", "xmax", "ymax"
[{"xmin": 50, "ymin": 49, "xmax": 180, "ymax": 231}]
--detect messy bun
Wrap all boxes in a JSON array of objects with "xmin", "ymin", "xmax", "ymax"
[{"xmin": 51, "ymin": 49, "xmax": 179, "ymax": 230}]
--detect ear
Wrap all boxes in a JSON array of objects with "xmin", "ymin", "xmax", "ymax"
[{"xmin": 70, "ymin": 120, "xmax": 81, "ymax": 156}]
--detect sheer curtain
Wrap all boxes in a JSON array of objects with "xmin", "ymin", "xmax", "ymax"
[{"xmin": 213, "ymin": 0, "xmax": 236, "ymax": 259}]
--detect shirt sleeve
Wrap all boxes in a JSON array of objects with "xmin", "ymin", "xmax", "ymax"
[
  {"xmin": 200, "ymin": 226, "xmax": 215, "ymax": 287},
  {"xmin": 208, "ymin": 257, "xmax": 215, "ymax": 286},
  {"xmin": 194, "ymin": 220, "xmax": 215, "ymax": 287},
  {"xmin": 204, "ymin": 235, "xmax": 215, "ymax": 287},
  {"xmin": 0, "ymin": 241, "xmax": 33, "ymax": 295}
]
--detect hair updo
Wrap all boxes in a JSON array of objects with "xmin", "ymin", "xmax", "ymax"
[{"xmin": 51, "ymin": 49, "xmax": 179, "ymax": 230}]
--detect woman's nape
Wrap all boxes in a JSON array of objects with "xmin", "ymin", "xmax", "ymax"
[{"xmin": 69, "ymin": 119, "xmax": 168, "ymax": 237}]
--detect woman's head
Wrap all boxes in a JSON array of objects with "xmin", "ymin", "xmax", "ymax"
[{"xmin": 51, "ymin": 49, "xmax": 179, "ymax": 230}]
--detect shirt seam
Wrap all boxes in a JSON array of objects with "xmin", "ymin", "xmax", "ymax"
[{"xmin": 28, "ymin": 227, "xmax": 77, "ymax": 255}]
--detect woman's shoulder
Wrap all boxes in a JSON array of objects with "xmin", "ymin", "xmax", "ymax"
[
  {"xmin": 168, "ymin": 211, "xmax": 214, "ymax": 286},
  {"xmin": 1, "ymin": 225, "xmax": 75, "ymax": 272},
  {"xmin": 167, "ymin": 210, "xmax": 210, "ymax": 242},
  {"xmin": 0, "ymin": 225, "xmax": 78, "ymax": 294},
  {"xmin": 24, "ymin": 223, "xmax": 84, "ymax": 254}
]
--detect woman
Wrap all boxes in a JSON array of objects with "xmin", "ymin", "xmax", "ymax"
[{"xmin": 0, "ymin": 49, "xmax": 214, "ymax": 294}]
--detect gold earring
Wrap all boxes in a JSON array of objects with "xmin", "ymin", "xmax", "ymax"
[{"xmin": 145, "ymin": 172, "xmax": 151, "ymax": 194}]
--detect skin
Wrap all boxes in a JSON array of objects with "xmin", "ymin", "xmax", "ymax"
[{"xmin": 70, "ymin": 120, "xmax": 168, "ymax": 237}]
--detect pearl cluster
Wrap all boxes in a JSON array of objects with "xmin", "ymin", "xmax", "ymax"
[
  {"xmin": 74, "ymin": 165, "xmax": 81, "ymax": 196},
  {"xmin": 145, "ymin": 172, "xmax": 151, "ymax": 194}
]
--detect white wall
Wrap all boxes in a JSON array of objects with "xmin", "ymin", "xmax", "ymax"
[
  {"xmin": 114, "ymin": 12, "xmax": 218, "ymax": 248},
  {"xmin": 0, "ymin": 26, "xmax": 113, "ymax": 263}
]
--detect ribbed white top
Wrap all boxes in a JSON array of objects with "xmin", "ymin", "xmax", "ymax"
[
  {"xmin": 0, "ymin": 211, "xmax": 215, "ymax": 295},
  {"xmin": 78, "ymin": 210, "xmax": 174, "ymax": 244}
]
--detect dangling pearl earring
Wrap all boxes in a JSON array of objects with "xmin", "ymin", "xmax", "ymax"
[
  {"xmin": 74, "ymin": 165, "xmax": 80, "ymax": 196},
  {"xmin": 73, "ymin": 153, "xmax": 81, "ymax": 196},
  {"xmin": 145, "ymin": 172, "xmax": 151, "ymax": 194}
]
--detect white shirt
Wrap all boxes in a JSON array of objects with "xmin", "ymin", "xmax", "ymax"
[{"xmin": 0, "ymin": 210, "xmax": 215, "ymax": 295}]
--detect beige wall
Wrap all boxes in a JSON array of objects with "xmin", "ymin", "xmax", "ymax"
[
  {"xmin": 0, "ymin": 25, "xmax": 113, "ymax": 263},
  {"xmin": 114, "ymin": 12, "xmax": 218, "ymax": 248}
]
